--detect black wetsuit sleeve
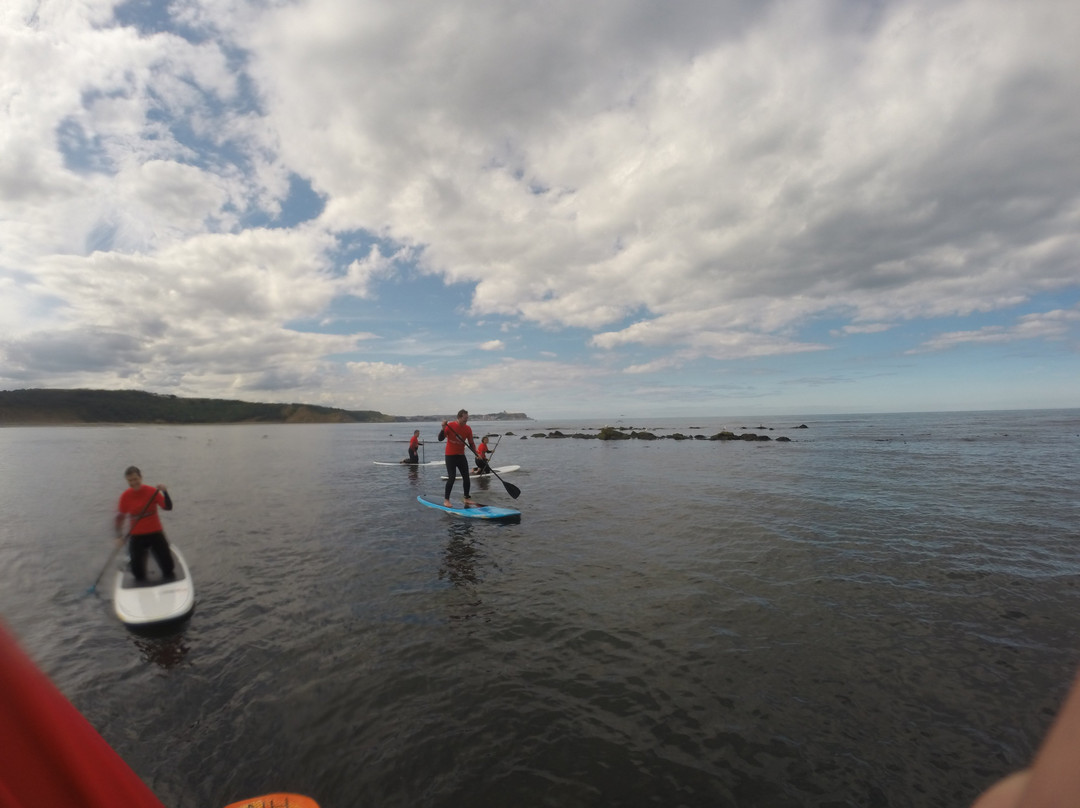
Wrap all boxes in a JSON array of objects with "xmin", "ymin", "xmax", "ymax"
[
  {"xmin": 162, "ymin": 491, "xmax": 173, "ymax": 510},
  {"xmin": 438, "ymin": 429, "xmax": 446, "ymax": 441}
]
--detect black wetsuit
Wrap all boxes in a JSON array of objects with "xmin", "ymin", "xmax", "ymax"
[
  {"xmin": 439, "ymin": 425, "xmax": 472, "ymax": 501},
  {"xmin": 129, "ymin": 491, "xmax": 175, "ymax": 580}
]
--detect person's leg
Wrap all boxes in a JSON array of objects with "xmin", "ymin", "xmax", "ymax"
[
  {"xmin": 148, "ymin": 533, "xmax": 175, "ymax": 577},
  {"xmin": 444, "ymin": 456, "xmax": 457, "ymax": 504},
  {"xmin": 129, "ymin": 535, "xmax": 149, "ymax": 581},
  {"xmin": 457, "ymin": 455, "xmax": 473, "ymax": 500}
]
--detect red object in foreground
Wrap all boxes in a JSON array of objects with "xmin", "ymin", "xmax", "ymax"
[{"xmin": 0, "ymin": 620, "xmax": 166, "ymax": 808}]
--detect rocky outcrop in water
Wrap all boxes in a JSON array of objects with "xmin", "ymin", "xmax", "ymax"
[{"xmin": 517, "ymin": 425, "xmax": 800, "ymax": 442}]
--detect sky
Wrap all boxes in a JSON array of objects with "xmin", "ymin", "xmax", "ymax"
[{"xmin": 2, "ymin": 0, "xmax": 1079, "ymax": 419}]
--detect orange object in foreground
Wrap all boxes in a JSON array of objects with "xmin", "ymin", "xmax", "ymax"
[{"xmin": 222, "ymin": 796, "xmax": 321, "ymax": 808}]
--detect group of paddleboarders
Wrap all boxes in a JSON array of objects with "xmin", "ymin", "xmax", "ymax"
[
  {"xmin": 112, "ymin": 412, "xmax": 498, "ymax": 579},
  {"xmin": 401, "ymin": 423, "xmax": 494, "ymax": 477}
]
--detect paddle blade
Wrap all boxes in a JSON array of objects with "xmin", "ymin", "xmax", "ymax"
[{"xmin": 502, "ymin": 478, "xmax": 521, "ymax": 499}]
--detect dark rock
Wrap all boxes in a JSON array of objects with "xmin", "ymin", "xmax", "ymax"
[{"xmin": 597, "ymin": 427, "xmax": 631, "ymax": 440}]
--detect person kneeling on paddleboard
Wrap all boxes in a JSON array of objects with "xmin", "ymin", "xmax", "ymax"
[
  {"xmin": 403, "ymin": 429, "xmax": 422, "ymax": 464},
  {"xmin": 439, "ymin": 410, "xmax": 478, "ymax": 507},
  {"xmin": 472, "ymin": 435, "xmax": 492, "ymax": 475},
  {"xmin": 115, "ymin": 466, "xmax": 175, "ymax": 582}
]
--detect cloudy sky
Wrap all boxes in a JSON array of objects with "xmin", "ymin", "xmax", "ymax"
[{"xmin": 2, "ymin": 0, "xmax": 1078, "ymax": 418}]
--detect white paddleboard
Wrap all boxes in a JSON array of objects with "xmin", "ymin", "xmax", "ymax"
[
  {"xmin": 373, "ymin": 460, "xmax": 442, "ymax": 466},
  {"xmin": 441, "ymin": 464, "xmax": 521, "ymax": 480},
  {"xmin": 113, "ymin": 545, "xmax": 195, "ymax": 626}
]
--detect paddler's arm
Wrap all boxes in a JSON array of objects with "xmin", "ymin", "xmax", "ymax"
[
  {"xmin": 438, "ymin": 420, "xmax": 448, "ymax": 441},
  {"xmin": 157, "ymin": 485, "xmax": 173, "ymax": 511}
]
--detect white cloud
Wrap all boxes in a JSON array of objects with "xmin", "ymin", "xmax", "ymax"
[
  {"xmin": 236, "ymin": 0, "xmax": 1080, "ymax": 348},
  {"xmin": 911, "ymin": 306, "xmax": 1080, "ymax": 353},
  {"xmin": 834, "ymin": 323, "xmax": 894, "ymax": 336},
  {"xmin": 2, "ymin": 0, "xmax": 1080, "ymax": 414}
]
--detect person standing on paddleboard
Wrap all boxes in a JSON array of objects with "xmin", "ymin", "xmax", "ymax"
[
  {"xmin": 439, "ymin": 409, "xmax": 478, "ymax": 507},
  {"xmin": 404, "ymin": 429, "xmax": 422, "ymax": 464},
  {"xmin": 115, "ymin": 466, "xmax": 175, "ymax": 582}
]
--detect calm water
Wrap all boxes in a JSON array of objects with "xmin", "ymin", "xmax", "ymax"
[{"xmin": 1, "ymin": 410, "xmax": 1079, "ymax": 807}]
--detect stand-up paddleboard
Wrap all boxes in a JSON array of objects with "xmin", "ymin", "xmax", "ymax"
[
  {"xmin": 373, "ymin": 460, "xmax": 442, "ymax": 467},
  {"xmin": 222, "ymin": 795, "xmax": 320, "ymax": 808},
  {"xmin": 417, "ymin": 496, "xmax": 521, "ymax": 521},
  {"xmin": 113, "ymin": 545, "xmax": 195, "ymax": 626},
  {"xmin": 441, "ymin": 464, "xmax": 520, "ymax": 480}
]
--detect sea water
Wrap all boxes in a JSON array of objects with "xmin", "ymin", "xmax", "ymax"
[{"xmin": 1, "ymin": 409, "xmax": 1079, "ymax": 807}]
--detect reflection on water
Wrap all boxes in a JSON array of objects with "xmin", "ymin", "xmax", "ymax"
[
  {"xmin": 127, "ymin": 620, "xmax": 192, "ymax": 669},
  {"xmin": 440, "ymin": 523, "xmax": 480, "ymax": 588},
  {"xmin": 440, "ymin": 522, "xmax": 503, "ymax": 624}
]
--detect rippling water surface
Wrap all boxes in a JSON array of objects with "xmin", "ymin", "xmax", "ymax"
[{"xmin": 2, "ymin": 410, "xmax": 1080, "ymax": 807}]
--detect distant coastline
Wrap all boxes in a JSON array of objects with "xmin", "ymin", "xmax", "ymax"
[{"xmin": 0, "ymin": 389, "xmax": 530, "ymax": 426}]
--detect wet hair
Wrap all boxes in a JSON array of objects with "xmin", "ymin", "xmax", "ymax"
[
  {"xmin": 124, "ymin": 465, "xmax": 141, "ymax": 477},
  {"xmin": 457, "ymin": 409, "xmax": 468, "ymax": 417}
]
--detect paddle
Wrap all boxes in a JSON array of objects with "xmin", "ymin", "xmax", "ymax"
[{"xmin": 86, "ymin": 487, "xmax": 159, "ymax": 596}]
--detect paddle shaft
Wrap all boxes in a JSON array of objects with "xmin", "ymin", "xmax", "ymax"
[{"xmin": 87, "ymin": 487, "xmax": 159, "ymax": 594}]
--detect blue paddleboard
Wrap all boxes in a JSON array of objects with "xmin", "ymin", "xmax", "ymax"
[{"xmin": 417, "ymin": 496, "xmax": 521, "ymax": 521}]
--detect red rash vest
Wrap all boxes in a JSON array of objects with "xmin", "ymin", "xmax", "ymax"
[
  {"xmin": 117, "ymin": 485, "xmax": 165, "ymax": 535},
  {"xmin": 443, "ymin": 422, "xmax": 473, "ymax": 456}
]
